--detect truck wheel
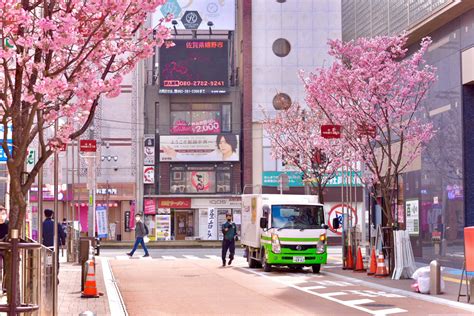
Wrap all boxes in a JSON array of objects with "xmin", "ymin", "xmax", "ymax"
[
  {"xmin": 248, "ymin": 254, "xmax": 258, "ymax": 269},
  {"xmin": 312, "ymin": 264, "xmax": 321, "ymax": 274},
  {"xmin": 262, "ymin": 249, "xmax": 272, "ymax": 272}
]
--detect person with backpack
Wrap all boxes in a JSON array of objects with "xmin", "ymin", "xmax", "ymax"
[{"xmin": 127, "ymin": 213, "xmax": 150, "ymax": 257}]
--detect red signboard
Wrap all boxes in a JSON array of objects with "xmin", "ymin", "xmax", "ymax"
[
  {"xmin": 59, "ymin": 143, "xmax": 67, "ymax": 151},
  {"xmin": 464, "ymin": 227, "xmax": 474, "ymax": 272},
  {"xmin": 357, "ymin": 124, "xmax": 376, "ymax": 138},
  {"xmin": 79, "ymin": 140, "xmax": 97, "ymax": 152},
  {"xmin": 158, "ymin": 198, "xmax": 192, "ymax": 209},
  {"xmin": 144, "ymin": 199, "xmax": 156, "ymax": 215},
  {"xmin": 321, "ymin": 125, "xmax": 342, "ymax": 139}
]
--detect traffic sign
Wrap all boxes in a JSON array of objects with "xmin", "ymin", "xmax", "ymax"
[
  {"xmin": 181, "ymin": 10, "xmax": 202, "ymax": 29},
  {"xmin": 79, "ymin": 140, "xmax": 97, "ymax": 152}
]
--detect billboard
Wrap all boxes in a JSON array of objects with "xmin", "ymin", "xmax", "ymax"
[
  {"xmin": 152, "ymin": 0, "xmax": 236, "ymax": 31},
  {"xmin": 159, "ymin": 40, "xmax": 228, "ymax": 94},
  {"xmin": 160, "ymin": 134, "xmax": 239, "ymax": 162}
]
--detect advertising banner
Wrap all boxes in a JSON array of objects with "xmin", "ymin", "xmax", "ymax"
[
  {"xmin": 96, "ymin": 206, "xmax": 108, "ymax": 238},
  {"xmin": 160, "ymin": 134, "xmax": 239, "ymax": 162},
  {"xmin": 144, "ymin": 199, "xmax": 156, "ymax": 215},
  {"xmin": 152, "ymin": 0, "xmax": 236, "ymax": 31},
  {"xmin": 158, "ymin": 198, "xmax": 191, "ymax": 209},
  {"xmin": 144, "ymin": 134, "xmax": 155, "ymax": 166},
  {"xmin": 159, "ymin": 40, "xmax": 228, "ymax": 94},
  {"xmin": 171, "ymin": 111, "xmax": 221, "ymax": 134},
  {"xmin": 156, "ymin": 210, "xmax": 171, "ymax": 240},
  {"xmin": 143, "ymin": 166, "xmax": 155, "ymax": 184},
  {"xmin": 262, "ymin": 171, "xmax": 362, "ymax": 187},
  {"xmin": 207, "ymin": 208, "xmax": 217, "ymax": 240},
  {"xmin": 406, "ymin": 199, "xmax": 419, "ymax": 235}
]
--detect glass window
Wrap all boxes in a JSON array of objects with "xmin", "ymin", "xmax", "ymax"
[
  {"xmin": 170, "ymin": 167, "xmax": 186, "ymax": 194},
  {"xmin": 216, "ymin": 166, "xmax": 231, "ymax": 193},
  {"xmin": 271, "ymin": 205, "xmax": 325, "ymax": 229},
  {"xmin": 222, "ymin": 104, "xmax": 232, "ymax": 132}
]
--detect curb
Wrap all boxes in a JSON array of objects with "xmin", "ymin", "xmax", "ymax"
[{"xmin": 323, "ymin": 270, "xmax": 474, "ymax": 313}]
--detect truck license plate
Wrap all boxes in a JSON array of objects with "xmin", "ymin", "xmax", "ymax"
[{"xmin": 293, "ymin": 256, "xmax": 305, "ymax": 263}]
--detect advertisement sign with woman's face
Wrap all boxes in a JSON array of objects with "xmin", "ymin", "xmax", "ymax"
[{"xmin": 160, "ymin": 134, "xmax": 239, "ymax": 162}]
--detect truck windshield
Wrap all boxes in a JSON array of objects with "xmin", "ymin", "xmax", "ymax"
[{"xmin": 271, "ymin": 205, "xmax": 324, "ymax": 230}]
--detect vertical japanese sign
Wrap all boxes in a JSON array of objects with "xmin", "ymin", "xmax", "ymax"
[
  {"xmin": 96, "ymin": 206, "xmax": 108, "ymax": 238},
  {"xmin": 124, "ymin": 211, "xmax": 131, "ymax": 232},
  {"xmin": 207, "ymin": 207, "xmax": 216, "ymax": 240},
  {"xmin": 144, "ymin": 134, "xmax": 155, "ymax": 166}
]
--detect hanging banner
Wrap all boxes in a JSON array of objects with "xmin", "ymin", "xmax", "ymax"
[
  {"xmin": 96, "ymin": 206, "xmax": 108, "ymax": 238},
  {"xmin": 124, "ymin": 211, "xmax": 131, "ymax": 232},
  {"xmin": 144, "ymin": 166, "xmax": 155, "ymax": 184},
  {"xmin": 156, "ymin": 209, "xmax": 171, "ymax": 240},
  {"xmin": 207, "ymin": 207, "xmax": 217, "ymax": 240}
]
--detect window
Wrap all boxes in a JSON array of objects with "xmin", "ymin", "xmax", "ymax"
[
  {"xmin": 170, "ymin": 103, "xmax": 231, "ymax": 134},
  {"xmin": 170, "ymin": 164, "xmax": 232, "ymax": 194}
]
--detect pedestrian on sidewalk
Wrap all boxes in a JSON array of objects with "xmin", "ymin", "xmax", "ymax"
[
  {"xmin": 127, "ymin": 213, "xmax": 150, "ymax": 257},
  {"xmin": 42, "ymin": 209, "xmax": 66, "ymax": 273},
  {"xmin": 221, "ymin": 212, "xmax": 238, "ymax": 267},
  {"xmin": 0, "ymin": 205, "xmax": 9, "ymax": 294}
]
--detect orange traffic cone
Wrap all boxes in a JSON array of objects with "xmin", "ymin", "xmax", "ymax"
[
  {"xmin": 344, "ymin": 246, "xmax": 354, "ymax": 270},
  {"xmin": 82, "ymin": 260, "xmax": 99, "ymax": 298},
  {"xmin": 367, "ymin": 248, "xmax": 377, "ymax": 275},
  {"xmin": 354, "ymin": 247, "xmax": 366, "ymax": 272},
  {"xmin": 374, "ymin": 252, "xmax": 389, "ymax": 278}
]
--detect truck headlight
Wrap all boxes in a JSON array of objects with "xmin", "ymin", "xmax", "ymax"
[
  {"xmin": 271, "ymin": 234, "xmax": 281, "ymax": 254},
  {"xmin": 317, "ymin": 234, "xmax": 326, "ymax": 253}
]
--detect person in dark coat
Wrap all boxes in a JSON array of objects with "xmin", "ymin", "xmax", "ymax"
[
  {"xmin": 127, "ymin": 213, "xmax": 149, "ymax": 257},
  {"xmin": 221, "ymin": 212, "xmax": 237, "ymax": 267},
  {"xmin": 0, "ymin": 205, "xmax": 8, "ymax": 293},
  {"xmin": 42, "ymin": 209, "xmax": 66, "ymax": 249}
]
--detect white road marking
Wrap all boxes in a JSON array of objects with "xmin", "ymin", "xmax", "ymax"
[
  {"xmin": 162, "ymin": 255, "xmax": 177, "ymax": 260},
  {"xmin": 205, "ymin": 255, "xmax": 221, "ymax": 260},
  {"xmin": 344, "ymin": 299, "xmax": 374, "ymax": 305},
  {"xmin": 115, "ymin": 255, "xmax": 130, "ymax": 260},
  {"xmin": 183, "ymin": 255, "xmax": 201, "ymax": 260},
  {"xmin": 300, "ymin": 285, "xmax": 326, "ymax": 290},
  {"xmin": 316, "ymin": 280, "xmax": 354, "ymax": 287},
  {"xmin": 239, "ymin": 267, "xmax": 407, "ymax": 315}
]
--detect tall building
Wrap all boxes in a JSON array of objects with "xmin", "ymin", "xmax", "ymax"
[
  {"xmin": 246, "ymin": 0, "xmax": 363, "ymax": 240},
  {"xmin": 142, "ymin": 1, "xmax": 244, "ymax": 241},
  {"xmin": 342, "ymin": 0, "xmax": 474, "ymax": 266}
]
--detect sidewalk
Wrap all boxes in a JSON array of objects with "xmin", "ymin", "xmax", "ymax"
[{"xmin": 58, "ymin": 254, "xmax": 111, "ymax": 315}]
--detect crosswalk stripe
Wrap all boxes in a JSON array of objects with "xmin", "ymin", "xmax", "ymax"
[
  {"xmin": 183, "ymin": 255, "xmax": 201, "ymax": 260},
  {"xmin": 115, "ymin": 255, "xmax": 129, "ymax": 260},
  {"xmin": 301, "ymin": 285, "xmax": 326, "ymax": 290},
  {"xmin": 162, "ymin": 255, "xmax": 177, "ymax": 260},
  {"xmin": 205, "ymin": 255, "xmax": 221, "ymax": 260}
]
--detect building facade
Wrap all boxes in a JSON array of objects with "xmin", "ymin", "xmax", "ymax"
[
  {"xmin": 342, "ymin": 0, "xmax": 474, "ymax": 266},
  {"xmin": 142, "ymin": 1, "xmax": 244, "ymax": 240}
]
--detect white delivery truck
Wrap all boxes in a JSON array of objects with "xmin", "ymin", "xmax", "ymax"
[{"xmin": 241, "ymin": 194, "xmax": 339, "ymax": 273}]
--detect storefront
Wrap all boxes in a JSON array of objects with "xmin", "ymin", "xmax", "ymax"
[{"xmin": 144, "ymin": 197, "xmax": 242, "ymax": 240}]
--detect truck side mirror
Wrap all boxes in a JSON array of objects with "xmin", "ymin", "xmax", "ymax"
[
  {"xmin": 332, "ymin": 218, "xmax": 340, "ymax": 230},
  {"xmin": 260, "ymin": 217, "xmax": 268, "ymax": 229}
]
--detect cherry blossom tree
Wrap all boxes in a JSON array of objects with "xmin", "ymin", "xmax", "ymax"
[
  {"xmin": 303, "ymin": 34, "xmax": 436, "ymax": 227},
  {"xmin": 1, "ymin": 0, "xmax": 172, "ymax": 232},
  {"xmin": 263, "ymin": 103, "xmax": 346, "ymax": 204}
]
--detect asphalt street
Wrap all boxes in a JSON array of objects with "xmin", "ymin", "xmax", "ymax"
[{"xmin": 99, "ymin": 247, "xmax": 472, "ymax": 315}]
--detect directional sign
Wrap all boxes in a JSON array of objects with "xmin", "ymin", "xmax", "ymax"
[{"xmin": 181, "ymin": 10, "xmax": 202, "ymax": 29}]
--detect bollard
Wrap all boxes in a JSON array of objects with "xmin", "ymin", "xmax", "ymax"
[{"xmin": 430, "ymin": 260, "xmax": 441, "ymax": 294}]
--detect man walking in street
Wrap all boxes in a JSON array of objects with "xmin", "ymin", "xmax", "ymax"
[
  {"xmin": 0, "ymin": 206, "xmax": 8, "ymax": 294},
  {"xmin": 221, "ymin": 212, "xmax": 237, "ymax": 267},
  {"xmin": 127, "ymin": 213, "xmax": 150, "ymax": 257}
]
